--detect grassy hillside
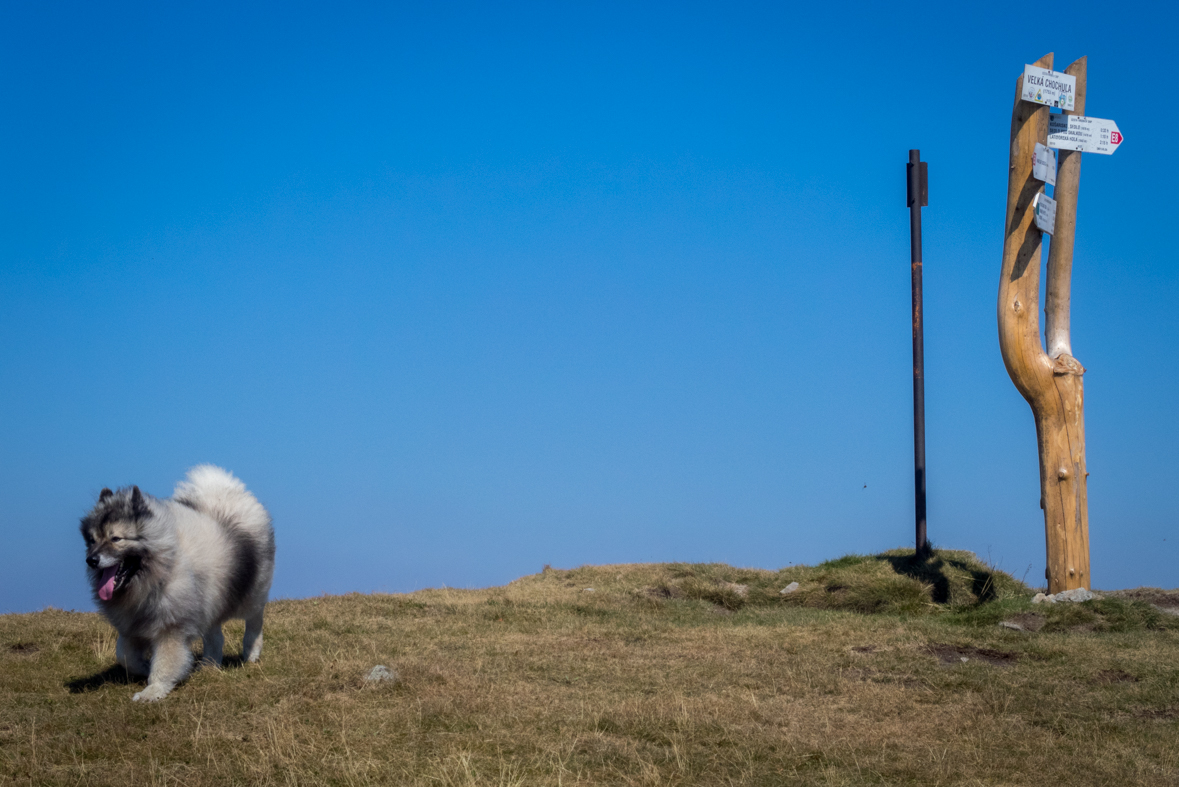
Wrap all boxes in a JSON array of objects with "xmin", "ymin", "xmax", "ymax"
[{"xmin": 2, "ymin": 549, "xmax": 1178, "ymax": 786}]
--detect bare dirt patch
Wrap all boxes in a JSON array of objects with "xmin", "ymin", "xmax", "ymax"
[
  {"xmin": 1132, "ymin": 706, "xmax": 1179, "ymax": 720},
  {"xmin": 1000, "ymin": 612, "xmax": 1046, "ymax": 632},
  {"xmin": 926, "ymin": 644, "xmax": 1020, "ymax": 666},
  {"xmin": 1093, "ymin": 670, "xmax": 1138, "ymax": 684}
]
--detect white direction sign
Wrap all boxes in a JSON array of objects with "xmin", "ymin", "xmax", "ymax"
[
  {"xmin": 1033, "ymin": 142, "xmax": 1056, "ymax": 185},
  {"xmin": 1033, "ymin": 192, "xmax": 1057, "ymax": 235},
  {"xmin": 1047, "ymin": 115, "xmax": 1124, "ymax": 154},
  {"xmin": 1022, "ymin": 65, "xmax": 1077, "ymax": 111}
]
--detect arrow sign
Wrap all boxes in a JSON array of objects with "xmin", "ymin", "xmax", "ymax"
[
  {"xmin": 1022, "ymin": 65, "xmax": 1077, "ymax": 111},
  {"xmin": 1047, "ymin": 115, "xmax": 1124, "ymax": 154}
]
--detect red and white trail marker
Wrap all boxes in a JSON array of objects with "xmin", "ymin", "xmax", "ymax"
[{"xmin": 1047, "ymin": 115, "xmax": 1124, "ymax": 154}]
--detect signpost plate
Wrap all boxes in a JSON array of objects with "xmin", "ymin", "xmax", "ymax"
[
  {"xmin": 1033, "ymin": 142, "xmax": 1057, "ymax": 185},
  {"xmin": 1047, "ymin": 114, "xmax": 1124, "ymax": 154},
  {"xmin": 1022, "ymin": 65, "xmax": 1077, "ymax": 110},
  {"xmin": 1033, "ymin": 192, "xmax": 1056, "ymax": 235}
]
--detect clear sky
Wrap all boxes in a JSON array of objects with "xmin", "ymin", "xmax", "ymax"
[{"xmin": 2, "ymin": 1, "xmax": 1176, "ymax": 613}]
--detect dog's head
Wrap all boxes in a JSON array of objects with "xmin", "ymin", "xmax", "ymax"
[{"xmin": 80, "ymin": 486, "xmax": 152, "ymax": 603}]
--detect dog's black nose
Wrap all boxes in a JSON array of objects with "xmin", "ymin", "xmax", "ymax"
[{"xmin": 86, "ymin": 555, "xmax": 99, "ymax": 568}]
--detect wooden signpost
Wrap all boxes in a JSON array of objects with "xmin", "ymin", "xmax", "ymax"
[{"xmin": 998, "ymin": 53, "xmax": 1113, "ymax": 593}]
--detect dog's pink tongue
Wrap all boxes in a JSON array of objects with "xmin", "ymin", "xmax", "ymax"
[{"xmin": 98, "ymin": 566, "xmax": 118, "ymax": 601}]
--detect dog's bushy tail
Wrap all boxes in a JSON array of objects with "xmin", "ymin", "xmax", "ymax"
[{"xmin": 173, "ymin": 465, "xmax": 272, "ymax": 540}]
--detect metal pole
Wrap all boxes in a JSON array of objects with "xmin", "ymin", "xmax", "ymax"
[{"xmin": 906, "ymin": 150, "xmax": 929, "ymax": 558}]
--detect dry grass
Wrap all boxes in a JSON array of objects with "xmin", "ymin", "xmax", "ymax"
[{"xmin": 2, "ymin": 549, "xmax": 1177, "ymax": 786}]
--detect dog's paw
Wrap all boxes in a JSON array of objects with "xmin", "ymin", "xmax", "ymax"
[{"xmin": 131, "ymin": 684, "xmax": 171, "ymax": 702}]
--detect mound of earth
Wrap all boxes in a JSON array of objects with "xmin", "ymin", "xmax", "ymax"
[{"xmin": 1100, "ymin": 588, "xmax": 1179, "ymax": 616}]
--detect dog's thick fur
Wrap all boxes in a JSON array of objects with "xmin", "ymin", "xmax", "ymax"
[{"xmin": 80, "ymin": 465, "xmax": 275, "ymax": 701}]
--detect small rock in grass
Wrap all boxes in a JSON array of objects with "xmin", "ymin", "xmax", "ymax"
[
  {"xmin": 583, "ymin": 587, "xmax": 595, "ymax": 592},
  {"xmin": 364, "ymin": 665, "xmax": 399, "ymax": 685},
  {"xmin": 1032, "ymin": 588, "xmax": 1097, "ymax": 605},
  {"xmin": 999, "ymin": 621, "xmax": 1025, "ymax": 631},
  {"xmin": 1054, "ymin": 588, "xmax": 1097, "ymax": 603},
  {"xmin": 719, "ymin": 581, "xmax": 749, "ymax": 597},
  {"xmin": 780, "ymin": 582, "xmax": 800, "ymax": 594}
]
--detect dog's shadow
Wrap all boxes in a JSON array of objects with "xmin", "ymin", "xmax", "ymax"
[
  {"xmin": 66, "ymin": 654, "xmax": 248, "ymax": 694},
  {"xmin": 66, "ymin": 665, "xmax": 142, "ymax": 693}
]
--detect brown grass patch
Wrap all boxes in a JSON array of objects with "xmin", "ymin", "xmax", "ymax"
[{"xmin": 2, "ymin": 554, "xmax": 1178, "ymax": 785}]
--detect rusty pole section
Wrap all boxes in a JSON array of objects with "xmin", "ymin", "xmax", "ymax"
[{"xmin": 907, "ymin": 149, "xmax": 930, "ymax": 558}]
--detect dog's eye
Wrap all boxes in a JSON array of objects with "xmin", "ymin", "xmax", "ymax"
[{"xmin": 111, "ymin": 536, "xmax": 122, "ymax": 543}]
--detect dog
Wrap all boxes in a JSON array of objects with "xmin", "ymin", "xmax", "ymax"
[{"xmin": 80, "ymin": 465, "xmax": 275, "ymax": 701}]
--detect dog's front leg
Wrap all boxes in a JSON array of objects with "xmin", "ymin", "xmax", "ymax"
[
  {"xmin": 116, "ymin": 635, "xmax": 150, "ymax": 676},
  {"xmin": 132, "ymin": 632, "xmax": 192, "ymax": 702}
]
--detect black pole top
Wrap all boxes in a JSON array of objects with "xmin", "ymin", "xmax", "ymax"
[{"xmin": 907, "ymin": 150, "xmax": 928, "ymax": 208}]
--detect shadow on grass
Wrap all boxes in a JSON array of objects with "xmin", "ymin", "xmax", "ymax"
[
  {"xmin": 218, "ymin": 655, "xmax": 247, "ymax": 670},
  {"xmin": 66, "ymin": 666, "xmax": 142, "ymax": 693},
  {"xmin": 66, "ymin": 654, "xmax": 249, "ymax": 693},
  {"xmin": 877, "ymin": 551, "xmax": 998, "ymax": 605}
]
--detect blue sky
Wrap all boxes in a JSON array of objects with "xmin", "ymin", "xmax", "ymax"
[{"xmin": 2, "ymin": 1, "xmax": 1176, "ymax": 613}]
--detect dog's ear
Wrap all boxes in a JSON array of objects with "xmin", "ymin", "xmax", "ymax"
[
  {"xmin": 130, "ymin": 486, "xmax": 149, "ymax": 519},
  {"xmin": 99, "ymin": 488, "xmax": 113, "ymax": 502}
]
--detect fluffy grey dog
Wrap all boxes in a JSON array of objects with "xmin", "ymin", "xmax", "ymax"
[{"xmin": 80, "ymin": 465, "xmax": 275, "ymax": 701}]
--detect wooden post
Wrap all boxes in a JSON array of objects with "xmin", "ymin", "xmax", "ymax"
[
  {"xmin": 997, "ymin": 53, "xmax": 1091, "ymax": 593},
  {"xmin": 1045, "ymin": 58, "xmax": 1087, "ymax": 359}
]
